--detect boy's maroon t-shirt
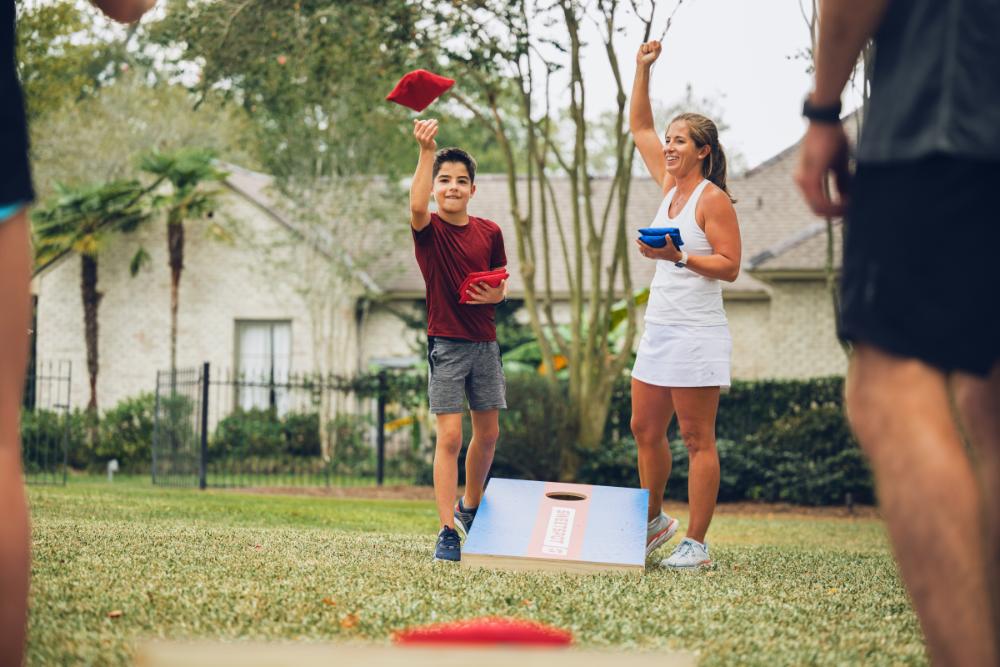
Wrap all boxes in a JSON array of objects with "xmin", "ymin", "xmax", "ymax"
[{"xmin": 412, "ymin": 213, "xmax": 507, "ymax": 342}]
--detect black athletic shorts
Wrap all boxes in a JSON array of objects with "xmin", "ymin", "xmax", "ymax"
[
  {"xmin": 839, "ymin": 154, "xmax": 1000, "ymax": 376},
  {"xmin": 1, "ymin": 0, "xmax": 35, "ymax": 206}
]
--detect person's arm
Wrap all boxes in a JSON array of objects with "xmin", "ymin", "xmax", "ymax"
[
  {"xmin": 636, "ymin": 188, "xmax": 741, "ymax": 282},
  {"xmin": 467, "ymin": 232, "xmax": 508, "ymax": 305},
  {"xmin": 795, "ymin": 0, "xmax": 891, "ymax": 217},
  {"xmin": 410, "ymin": 119, "xmax": 437, "ymax": 232},
  {"xmin": 629, "ymin": 41, "xmax": 675, "ymax": 194},
  {"xmin": 90, "ymin": 0, "xmax": 156, "ymax": 23}
]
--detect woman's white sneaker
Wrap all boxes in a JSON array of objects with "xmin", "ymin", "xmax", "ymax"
[
  {"xmin": 661, "ymin": 537, "xmax": 711, "ymax": 570},
  {"xmin": 645, "ymin": 511, "xmax": 679, "ymax": 556}
]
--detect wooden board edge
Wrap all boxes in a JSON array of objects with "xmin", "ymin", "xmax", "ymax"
[{"xmin": 461, "ymin": 553, "xmax": 645, "ymax": 575}]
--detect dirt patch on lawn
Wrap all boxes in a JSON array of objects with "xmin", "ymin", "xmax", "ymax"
[{"xmin": 226, "ymin": 485, "xmax": 878, "ymax": 519}]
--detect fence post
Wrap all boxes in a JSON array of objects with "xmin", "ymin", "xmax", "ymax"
[
  {"xmin": 199, "ymin": 362, "xmax": 210, "ymax": 490},
  {"xmin": 376, "ymin": 370, "xmax": 386, "ymax": 486}
]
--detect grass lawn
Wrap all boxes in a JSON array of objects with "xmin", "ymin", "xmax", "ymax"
[{"xmin": 27, "ymin": 478, "xmax": 925, "ymax": 666}]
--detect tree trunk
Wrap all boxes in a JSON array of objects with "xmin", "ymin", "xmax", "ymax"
[
  {"xmin": 168, "ymin": 216, "xmax": 185, "ymax": 377},
  {"xmin": 80, "ymin": 255, "xmax": 102, "ymax": 413}
]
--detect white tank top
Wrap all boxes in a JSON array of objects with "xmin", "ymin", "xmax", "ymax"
[{"xmin": 645, "ymin": 180, "xmax": 727, "ymax": 327}]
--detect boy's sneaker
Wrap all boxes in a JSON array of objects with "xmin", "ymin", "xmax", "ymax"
[
  {"xmin": 433, "ymin": 526, "xmax": 461, "ymax": 562},
  {"xmin": 646, "ymin": 511, "xmax": 679, "ymax": 556},
  {"xmin": 661, "ymin": 537, "xmax": 711, "ymax": 570},
  {"xmin": 453, "ymin": 498, "xmax": 478, "ymax": 539}
]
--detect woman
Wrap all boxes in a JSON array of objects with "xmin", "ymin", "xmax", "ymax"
[{"xmin": 628, "ymin": 40, "xmax": 742, "ymax": 570}]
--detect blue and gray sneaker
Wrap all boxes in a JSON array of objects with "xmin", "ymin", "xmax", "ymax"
[
  {"xmin": 433, "ymin": 526, "xmax": 461, "ymax": 562},
  {"xmin": 453, "ymin": 498, "xmax": 478, "ymax": 539}
]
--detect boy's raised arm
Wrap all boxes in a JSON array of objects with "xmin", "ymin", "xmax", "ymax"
[{"xmin": 410, "ymin": 119, "xmax": 438, "ymax": 232}]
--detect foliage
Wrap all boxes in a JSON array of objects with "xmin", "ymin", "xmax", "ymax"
[
  {"xmin": 96, "ymin": 393, "xmax": 156, "ymax": 473},
  {"xmin": 327, "ymin": 414, "xmax": 375, "ymax": 476},
  {"xmin": 14, "ymin": 0, "xmax": 125, "ymax": 122},
  {"xmin": 31, "ymin": 179, "xmax": 153, "ymax": 273},
  {"xmin": 491, "ymin": 373, "xmax": 570, "ymax": 481},
  {"xmin": 20, "ymin": 408, "xmax": 90, "ymax": 472},
  {"xmin": 30, "ymin": 74, "xmax": 257, "ymax": 202}
]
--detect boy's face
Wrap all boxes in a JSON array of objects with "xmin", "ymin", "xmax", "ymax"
[{"xmin": 432, "ymin": 161, "xmax": 476, "ymax": 215}]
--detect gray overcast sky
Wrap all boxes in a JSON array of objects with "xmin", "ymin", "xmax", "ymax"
[{"xmin": 576, "ymin": 0, "xmax": 861, "ymax": 169}]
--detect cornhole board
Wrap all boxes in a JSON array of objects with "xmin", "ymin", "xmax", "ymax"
[
  {"xmin": 461, "ymin": 478, "xmax": 648, "ymax": 574},
  {"xmin": 137, "ymin": 642, "xmax": 696, "ymax": 667}
]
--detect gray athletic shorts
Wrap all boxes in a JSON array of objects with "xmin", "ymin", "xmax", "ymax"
[{"xmin": 427, "ymin": 336, "xmax": 507, "ymax": 414}]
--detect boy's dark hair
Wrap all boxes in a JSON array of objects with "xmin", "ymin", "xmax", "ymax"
[{"xmin": 432, "ymin": 147, "xmax": 477, "ymax": 183}]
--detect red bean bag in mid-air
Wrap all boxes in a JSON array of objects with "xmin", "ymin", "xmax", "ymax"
[{"xmin": 386, "ymin": 69, "xmax": 456, "ymax": 112}]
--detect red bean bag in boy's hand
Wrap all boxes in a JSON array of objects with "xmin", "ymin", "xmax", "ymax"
[
  {"xmin": 394, "ymin": 616, "xmax": 574, "ymax": 646},
  {"xmin": 386, "ymin": 69, "xmax": 456, "ymax": 112},
  {"xmin": 458, "ymin": 269, "xmax": 509, "ymax": 304}
]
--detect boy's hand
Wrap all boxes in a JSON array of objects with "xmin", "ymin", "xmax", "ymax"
[
  {"xmin": 637, "ymin": 41, "xmax": 662, "ymax": 66},
  {"xmin": 414, "ymin": 119, "xmax": 438, "ymax": 151},
  {"xmin": 465, "ymin": 279, "xmax": 506, "ymax": 305}
]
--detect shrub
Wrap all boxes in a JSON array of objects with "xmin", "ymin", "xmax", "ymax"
[
  {"xmin": 328, "ymin": 414, "xmax": 375, "ymax": 476},
  {"xmin": 97, "ymin": 393, "xmax": 156, "ymax": 472},
  {"xmin": 283, "ymin": 412, "xmax": 321, "ymax": 457},
  {"xmin": 491, "ymin": 373, "xmax": 569, "ymax": 482},
  {"xmin": 212, "ymin": 408, "xmax": 282, "ymax": 460},
  {"xmin": 20, "ymin": 408, "xmax": 89, "ymax": 473},
  {"xmin": 740, "ymin": 404, "xmax": 874, "ymax": 505}
]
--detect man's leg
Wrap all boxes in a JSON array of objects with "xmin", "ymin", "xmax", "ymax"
[
  {"xmin": 432, "ymin": 413, "xmax": 463, "ymax": 528},
  {"xmin": 630, "ymin": 378, "xmax": 675, "ymax": 521},
  {"xmin": 952, "ymin": 362, "xmax": 1000, "ymax": 664},
  {"xmin": 463, "ymin": 409, "xmax": 498, "ymax": 509},
  {"xmin": 672, "ymin": 386, "xmax": 720, "ymax": 543},
  {"xmin": 846, "ymin": 344, "xmax": 996, "ymax": 667},
  {"xmin": 0, "ymin": 210, "xmax": 32, "ymax": 667}
]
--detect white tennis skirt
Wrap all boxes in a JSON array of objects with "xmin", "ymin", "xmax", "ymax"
[{"xmin": 631, "ymin": 322, "xmax": 732, "ymax": 388}]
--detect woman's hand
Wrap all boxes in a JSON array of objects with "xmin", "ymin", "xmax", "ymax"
[
  {"xmin": 636, "ymin": 40, "xmax": 662, "ymax": 66},
  {"xmin": 636, "ymin": 236, "xmax": 681, "ymax": 262}
]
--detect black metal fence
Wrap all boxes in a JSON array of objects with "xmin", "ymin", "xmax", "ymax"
[
  {"xmin": 21, "ymin": 360, "xmax": 72, "ymax": 485},
  {"xmin": 151, "ymin": 363, "xmax": 426, "ymax": 489}
]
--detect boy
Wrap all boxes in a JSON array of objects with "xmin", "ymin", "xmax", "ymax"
[{"xmin": 409, "ymin": 118, "xmax": 508, "ymax": 562}]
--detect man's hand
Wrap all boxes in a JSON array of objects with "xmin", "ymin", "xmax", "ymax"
[
  {"xmin": 465, "ymin": 279, "xmax": 506, "ymax": 305},
  {"xmin": 637, "ymin": 40, "xmax": 662, "ymax": 66},
  {"xmin": 636, "ymin": 237, "xmax": 681, "ymax": 262},
  {"xmin": 413, "ymin": 119, "xmax": 438, "ymax": 151},
  {"xmin": 794, "ymin": 121, "xmax": 852, "ymax": 217}
]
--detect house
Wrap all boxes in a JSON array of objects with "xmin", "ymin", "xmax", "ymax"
[{"xmin": 32, "ymin": 129, "xmax": 848, "ymax": 412}]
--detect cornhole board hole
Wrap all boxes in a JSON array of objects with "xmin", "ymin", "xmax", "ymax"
[
  {"xmin": 461, "ymin": 478, "xmax": 648, "ymax": 574},
  {"xmin": 137, "ymin": 641, "xmax": 696, "ymax": 667}
]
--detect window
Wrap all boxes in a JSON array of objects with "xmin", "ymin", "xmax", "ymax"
[{"xmin": 235, "ymin": 320, "xmax": 291, "ymax": 414}]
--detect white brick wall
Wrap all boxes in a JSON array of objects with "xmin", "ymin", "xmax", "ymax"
[
  {"xmin": 34, "ymin": 192, "xmax": 361, "ymax": 410},
  {"xmin": 34, "ymin": 194, "xmax": 848, "ymax": 413}
]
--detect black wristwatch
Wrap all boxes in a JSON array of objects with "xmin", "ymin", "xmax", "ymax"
[{"xmin": 802, "ymin": 96, "xmax": 842, "ymax": 124}]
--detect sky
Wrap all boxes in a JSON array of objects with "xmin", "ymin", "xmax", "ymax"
[{"xmin": 573, "ymin": 0, "xmax": 861, "ymax": 170}]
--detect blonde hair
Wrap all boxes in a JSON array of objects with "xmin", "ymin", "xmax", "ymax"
[{"xmin": 669, "ymin": 113, "xmax": 734, "ymax": 202}]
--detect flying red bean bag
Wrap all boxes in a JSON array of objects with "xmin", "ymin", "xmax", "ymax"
[{"xmin": 386, "ymin": 69, "xmax": 456, "ymax": 112}]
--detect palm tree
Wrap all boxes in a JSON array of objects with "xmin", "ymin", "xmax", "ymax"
[
  {"xmin": 140, "ymin": 148, "xmax": 226, "ymax": 378},
  {"xmin": 32, "ymin": 180, "xmax": 153, "ymax": 411}
]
